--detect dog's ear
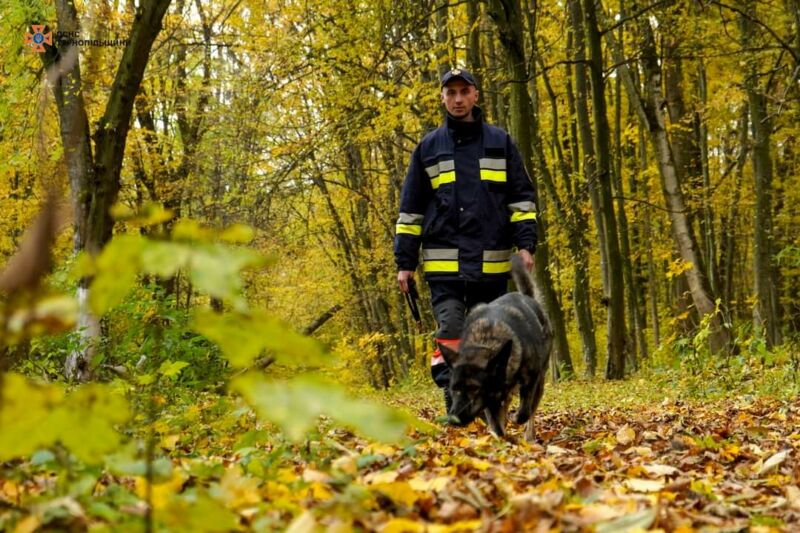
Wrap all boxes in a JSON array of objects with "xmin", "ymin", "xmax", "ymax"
[
  {"xmin": 438, "ymin": 342, "xmax": 459, "ymax": 368},
  {"xmin": 487, "ymin": 340, "xmax": 513, "ymax": 378}
]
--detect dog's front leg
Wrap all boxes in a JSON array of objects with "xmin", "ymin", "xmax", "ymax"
[
  {"xmin": 524, "ymin": 418, "xmax": 536, "ymax": 442},
  {"xmin": 515, "ymin": 383, "xmax": 534, "ymax": 425},
  {"xmin": 484, "ymin": 407, "xmax": 505, "ymax": 437},
  {"xmin": 498, "ymin": 398, "xmax": 510, "ymax": 429},
  {"xmin": 523, "ymin": 376, "xmax": 545, "ymax": 443}
]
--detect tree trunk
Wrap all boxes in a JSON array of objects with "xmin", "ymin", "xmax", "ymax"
[
  {"xmin": 569, "ymin": 0, "xmax": 605, "ymax": 375},
  {"xmin": 484, "ymin": 27, "xmax": 508, "ymax": 130},
  {"xmin": 582, "ymin": 0, "xmax": 627, "ymax": 379},
  {"xmin": 467, "ymin": 0, "xmax": 483, "ymax": 88},
  {"xmin": 719, "ymin": 105, "xmax": 749, "ymax": 317},
  {"xmin": 563, "ymin": 25, "xmax": 601, "ymax": 374},
  {"xmin": 46, "ymin": 0, "xmax": 171, "ymax": 381},
  {"xmin": 435, "ymin": 0, "xmax": 450, "ymax": 77},
  {"xmin": 536, "ymin": 48, "xmax": 598, "ymax": 379},
  {"xmin": 487, "ymin": 0, "xmax": 574, "ymax": 379},
  {"xmin": 612, "ymin": 87, "xmax": 644, "ymax": 366},
  {"xmin": 609, "ymin": 17, "xmax": 732, "ymax": 353},
  {"xmin": 696, "ymin": 61, "xmax": 719, "ymax": 296},
  {"xmin": 569, "ymin": 1, "xmax": 609, "ymax": 297},
  {"xmin": 619, "ymin": 52, "xmax": 649, "ymax": 361},
  {"xmin": 741, "ymin": 4, "xmax": 782, "ymax": 347},
  {"xmin": 88, "ymin": 0, "xmax": 172, "ymax": 254}
]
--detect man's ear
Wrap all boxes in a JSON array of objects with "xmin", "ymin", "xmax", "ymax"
[
  {"xmin": 439, "ymin": 343, "xmax": 458, "ymax": 368},
  {"xmin": 487, "ymin": 340, "xmax": 512, "ymax": 378}
]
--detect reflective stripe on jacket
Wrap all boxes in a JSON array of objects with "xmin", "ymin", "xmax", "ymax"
[{"xmin": 394, "ymin": 106, "xmax": 538, "ymax": 281}]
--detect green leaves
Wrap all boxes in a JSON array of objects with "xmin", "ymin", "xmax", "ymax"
[
  {"xmin": 0, "ymin": 373, "xmax": 64, "ymax": 461},
  {"xmin": 231, "ymin": 373, "xmax": 407, "ymax": 442},
  {"xmin": 89, "ymin": 234, "xmax": 144, "ymax": 315},
  {"xmin": 140, "ymin": 241, "xmax": 191, "ymax": 279},
  {"xmin": 186, "ymin": 244, "xmax": 264, "ymax": 311},
  {"xmin": 76, "ymin": 218, "xmax": 268, "ymax": 315},
  {"xmin": 192, "ymin": 309, "xmax": 326, "ymax": 368},
  {"xmin": 159, "ymin": 360, "xmax": 190, "ymax": 378},
  {"xmin": 0, "ymin": 373, "xmax": 128, "ymax": 463},
  {"xmin": 110, "ymin": 202, "xmax": 174, "ymax": 227},
  {"xmin": 57, "ymin": 384, "xmax": 129, "ymax": 463},
  {"xmin": 157, "ymin": 494, "xmax": 238, "ymax": 532}
]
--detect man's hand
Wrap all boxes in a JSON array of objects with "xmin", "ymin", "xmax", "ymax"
[
  {"xmin": 518, "ymin": 249, "xmax": 535, "ymax": 272},
  {"xmin": 397, "ymin": 270, "xmax": 415, "ymax": 293}
]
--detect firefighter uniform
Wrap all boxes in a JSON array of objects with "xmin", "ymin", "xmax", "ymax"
[{"xmin": 394, "ymin": 73, "xmax": 539, "ymax": 410}]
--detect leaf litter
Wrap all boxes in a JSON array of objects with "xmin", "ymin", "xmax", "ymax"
[{"xmin": 2, "ymin": 391, "xmax": 799, "ymax": 531}]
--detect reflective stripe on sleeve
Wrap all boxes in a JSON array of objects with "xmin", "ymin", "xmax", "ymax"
[
  {"xmin": 396, "ymin": 224, "xmax": 422, "ymax": 235},
  {"xmin": 397, "ymin": 213, "xmax": 424, "ymax": 224},
  {"xmin": 482, "ymin": 249, "xmax": 512, "ymax": 274},
  {"xmin": 482, "ymin": 261, "xmax": 512, "ymax": 274},
  {"xmin": 396, "ymin": 212, "xmax": 423, "ymax": 235},
  {"xmin": 508, "ymin": 201, "xmax": 536, "ymax": 212},
  {"xmin": 422, "ymin": 249, "xmax": 458, "ymax": 273},
  {"xmin": 510, "ymin": 211, "xmax": 537, "ymax": 222},
  {"xmin": 483, "ymin": 249, "xmax": 512, "ymax": 261},
  {"xmin": 508, "ymin": 201, "xmax": 537, "ymax": 222}
]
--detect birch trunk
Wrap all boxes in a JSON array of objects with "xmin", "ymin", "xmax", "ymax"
[
  {"xmin": 47, "ymin": 0, "xmax": 172, "ymax": 380},
  {"xmin": 610, "ymin": 18, "xmax": 732, "ymax": 353}
]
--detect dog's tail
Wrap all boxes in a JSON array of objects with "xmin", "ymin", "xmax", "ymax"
[{"xmin": 510, "ymin": 254, "xmax": 535, "ymax": 299}]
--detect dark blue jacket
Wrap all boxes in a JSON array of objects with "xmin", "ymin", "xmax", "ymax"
[{"xmin": 394, "ymin": 107, "xmax": 538, "ymax": 282}]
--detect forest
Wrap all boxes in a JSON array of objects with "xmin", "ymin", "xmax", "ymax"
[{"xmin": 1, "ymin": 0, "xmax": 800, "ymax": 530}]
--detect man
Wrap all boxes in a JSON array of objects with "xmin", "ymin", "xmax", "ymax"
[{"xmin": 394, "ymin": 67, "xmax": 539, "ymax": 413}]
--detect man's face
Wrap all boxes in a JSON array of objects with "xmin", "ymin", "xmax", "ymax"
[{"xmin": 441, "ymin": 79, "xmax": 479, "ymax": 119}]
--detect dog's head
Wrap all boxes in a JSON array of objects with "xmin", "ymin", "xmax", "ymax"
[{"xmin": 440, "ymin": 340, "xmax": 513, "ymax": 426}]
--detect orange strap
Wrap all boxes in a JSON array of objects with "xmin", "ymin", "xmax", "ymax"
[{"xmin": 431, "ymin": 338, "xmax": 461, "ymax": 366}]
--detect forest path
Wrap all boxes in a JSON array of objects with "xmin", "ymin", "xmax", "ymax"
[{"xmin": 308, "ymin": 394, "xmax": 800, "ymax": 531}]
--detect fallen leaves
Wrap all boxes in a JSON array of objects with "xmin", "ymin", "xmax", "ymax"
[
  {"xmin": 754, "ymin": 449, "xmax": 790, "ymax": 476},
  {"xmin": 2, "ymin": 391, "xmax": 800, "ymax": 531},
  {"xmin": 314, "ymin": 395, "xmax": 800, "ymax": 531},
  {"xmin": 641, "ymin": 463, "xmax": 680, "ymax": 477},
  {"xmin": 623, "ymin": 478, "xmax": 665, "ymax": 492},
  {"xmin": 616, "ymin": 425, "xmax": 636, "ymax": 446}
]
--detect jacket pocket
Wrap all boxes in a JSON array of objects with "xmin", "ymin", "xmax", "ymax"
[{"xmin": 423, "ymin": 189, "xmax": 454, "ymax": 241}]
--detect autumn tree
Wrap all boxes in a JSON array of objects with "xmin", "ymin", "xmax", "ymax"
[{"xmin": 39, "ymin": 0, "xmax": 171, "ymax": 380}]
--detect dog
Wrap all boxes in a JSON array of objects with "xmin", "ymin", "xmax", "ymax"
[{"xmin": 438, "ymin": 254, "xmax": 552, "ymax": 442}]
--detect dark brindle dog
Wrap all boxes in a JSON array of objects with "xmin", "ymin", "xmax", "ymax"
[{"xmin": 439, "ymin": 254, "xmax": 552, "ymax": 441}]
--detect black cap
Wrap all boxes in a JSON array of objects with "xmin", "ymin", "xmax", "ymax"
[{"xmin": 440, "ymin": 68, "xmax": 477, "ymax": 88}]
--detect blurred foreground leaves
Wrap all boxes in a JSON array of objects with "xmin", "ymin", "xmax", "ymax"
[{"xmin": 0, "ymin": 208, "xmax": 410, "ymax": 531}]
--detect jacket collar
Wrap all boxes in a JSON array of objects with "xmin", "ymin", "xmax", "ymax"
[{"xmin": 446, "ymin": 105, "xmax": 484, "ymax": 143}]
